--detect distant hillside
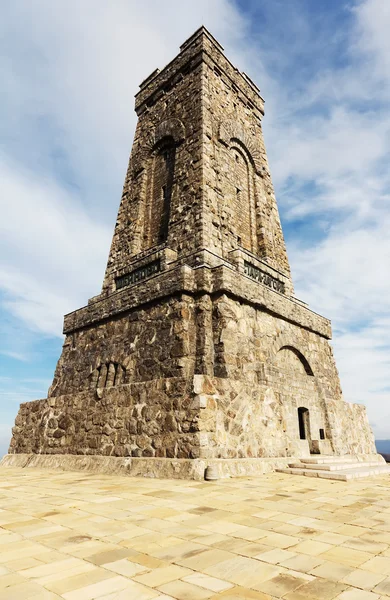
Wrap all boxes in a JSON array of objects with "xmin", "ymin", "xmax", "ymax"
[
  {"xmin": 375, "ymin": 440, "xmax": 390, "ymax": 453},
  {"xmin": 375, "ymin": 440, "xmax": 390, "ymax": 461}
]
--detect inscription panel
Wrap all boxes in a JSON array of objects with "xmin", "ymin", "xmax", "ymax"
[
  {"xmin": 244, "ymin": 260, "xmax": 285, "ymax": 294},
  {"xmin": 116, "ymin": 259, "xmax": 161, "ymax": 290}
]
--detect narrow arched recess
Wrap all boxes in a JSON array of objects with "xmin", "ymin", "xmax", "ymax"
[{"xmin": 277, "ymin": 345, "xmax": 314, "ymax": 376}]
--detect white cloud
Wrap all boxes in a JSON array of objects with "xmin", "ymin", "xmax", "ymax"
[
  {"xmin": 0, "ymin": 0, "xmax": 249, "ymax": 336},
  {"xmin": 0, "ymin": 156, "xmax": 111, "ymax": 335}
]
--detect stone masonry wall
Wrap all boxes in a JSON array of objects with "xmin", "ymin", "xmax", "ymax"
[
  {"xmin": 10, "ymin": 378, "xmax": 199, "ymax": 459},
  {"xmin": 102, "ymin": 47, "xmax": 204, "ymax": 294},
  {"xmin": 195, "ymin": 294, "xmax": 375, "ymax": 459},
  {"xmin": 201, "ymin": 44, "xmax": 292, "ymax": 281},
  {"xmin": 9, "ymin": 289, "xmax": 376, "ymax": 459},
  {"xmin": 49, "ymin": 294, "xmax": 196, "ymax": 398},
  {"xmin": 101, "ymin": 27, "xmax": 293, "ymax": 297}
]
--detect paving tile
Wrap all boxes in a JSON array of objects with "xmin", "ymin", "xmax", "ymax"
[
  {"xmin": 3, "ymin": 557, "xmax": 43, "ymax": 571},
  {"xmin": 208, "ymin": 586, "xmax": 273, "ymax": 599},
  {"xmin": 0, "ymin": 581, "xmax": 54, "ymax": 599},
  {"xmin": 319, "ymin": 546, "xmax": 374, "ymax": 568},
  {"xmin": 337, "ymin": 525, "xmax": 370, "ymax": 537},
  {"xmin": 255, "ymin": 573, "xmax": 308, "ymax": 597},
  {"xmin": 61, "ymin": 575, "xmax": 133, "ymax": 599},
  {"xmin": 42, "ymin": 567, "xmax": 114, "ymax": 595},
  {"xmin": 310, "ymin": 561, "xmax": 355, "ymax": 582},
  {"xmin": 183, "ymin": 573, "xmax": 234, "ymax": 592},
  {"xmin": 280, "ymin": 554, "xmax": 324, "ymax": 573},
  {"xmin": 150, "ymin": 541, "xmax": 206, "ymax": 561},
  {"xmin": 84, "ymin": 546, "xmax": 138, "ymax": 565},
  {"xmin": 285, "ymin": 578, "xmax": 347, "ymax": 599},
  {"xmin": 98, "ymin": 580, "xmax": 160, "ymax": 599},
  {"xmin": 204, "ymin": 555, "xmax": 280, "ymax": 587},
  {"xmin": 0, "ymin": 573, "xmax": 26, "ymax": 589},
  {"xmin": 342, "ymin": 539, "xmax": 388, "ymax": 554},
  {"xmin": 212, "ymin": 537, "xmax": 269, "ymax": 557},
  {"xmin": 289, "ymin": 539, "xmax": 334, "ymax": 556},
  {"xmin": 158, "ymin": 579, "xmax": 214, "ymax": 599},
  {"xmin": 255, "ymin": 548, "xmax": 296, "ymax": 564},
  {"xmin": 102, "ymin": 557, "xmax": 150, "ymax": 577},
  {"xmin": 27, "ymin": 590, "xmax": 63, "ymax": 599},
  {"xmin": 130, "ymin": 553, "xmax": 168, "ymax": 569},
  {"xmin": 372, "ymin": 577, "xmax": 390, "ymax": 596},
  {"xmin": 260, "ymin": 532, "xmax": 301, "ymax": 549},
  {"xmin": 34, "ymin": 562, "xmax": 96, "ymax": 587},
  {"xmin": 175, "ymin": 548, "xmax": 234, "ymax": 570},
  {"xmin": 134, "ymin": 565, "xmax": 193, "ymax": 587},
  {"xmin": 335, "ymin": 589, "xmax": 380, "ymax": 600},
  {"xmin": 341, "ymin": 570, "xmax": 386, "ymax": 591},
  {"xmin": 20, "ymin": 557, "xmax": 87, "ymax": 579},
  {"xmin": 312, "ymin": 532, "xmax": 350, "ymax": 545},
  {"xmin": 359, "ymin": 557, "xmax": 390, "ymax": 576}
]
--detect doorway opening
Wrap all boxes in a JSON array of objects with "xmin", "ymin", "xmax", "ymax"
[{"xmin": 298, "ymin": 407, "xmax": 310, "ymax": 440}]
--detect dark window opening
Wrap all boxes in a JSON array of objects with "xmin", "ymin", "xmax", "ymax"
[
  {"xmin": 151, "ymin": 139, "xmax": 176, "ymax": 246},
  {"xmin": 319, "ymin": 428, "xmax": 325, "ymax": 440},
  {"xmin": 298, "ymin": 407, "xmax": 309, "ymax": 440}
]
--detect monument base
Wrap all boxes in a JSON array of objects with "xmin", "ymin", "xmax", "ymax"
[{"xmin": 0, "ymin": 453, "xmax": 383, "ymax": 481}]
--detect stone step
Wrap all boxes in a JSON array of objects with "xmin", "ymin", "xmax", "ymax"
[
  {"xmin": 300, "ymin": 456, "xmax": 359, "ymax": 465},
  {"xmin": 277, "ymin": 464, "xmax": 390, "ymax": 481},
  {"xmin": 289, "ymin": 461, "xmax": 383, "ymax": 471}
]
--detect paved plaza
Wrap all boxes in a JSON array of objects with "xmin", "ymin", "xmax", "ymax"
[{"xmin": 0, "ymin": 468, "xmax": 390, "ymax": 599}]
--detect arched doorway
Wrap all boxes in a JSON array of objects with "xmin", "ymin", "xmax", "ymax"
[
  {"xmin": 273, "ymin": 346, "xmax": 324, "ymax": 456},
  {"xmin": 298, "ymin": 407, "xmax": 310, "ymax": 441}
]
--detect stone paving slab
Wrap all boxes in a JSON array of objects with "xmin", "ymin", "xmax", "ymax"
[{"xmin": 0, "ymin": 468, "xmax": 390, "ymax": 599}]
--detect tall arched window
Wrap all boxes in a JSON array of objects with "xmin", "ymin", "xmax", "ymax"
[
  {"xmin": 149, "ymin": 137, "xmax": 176, "ymax": 246},
  {"xmin": 230, "ymin": 145, "xmax": 254, "ymax": 252}
]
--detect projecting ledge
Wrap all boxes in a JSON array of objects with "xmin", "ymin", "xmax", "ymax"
[{"xmin": 62, "ymin": 263, "xmax": 331, "ymax": 339}]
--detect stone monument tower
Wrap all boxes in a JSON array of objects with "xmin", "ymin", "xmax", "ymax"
[{"xmin": 7, "ymin": 27, "xmax": 378, "ymax": 478}]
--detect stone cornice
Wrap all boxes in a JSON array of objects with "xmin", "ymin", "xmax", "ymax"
[{"xmin": 63, "ymin": 263, "xmax": 331, "ymax": 339}]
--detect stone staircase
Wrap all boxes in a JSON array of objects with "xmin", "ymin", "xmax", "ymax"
[{"xmin": 276, "ymin": 456, "xmax": 390, "ymax": 481}]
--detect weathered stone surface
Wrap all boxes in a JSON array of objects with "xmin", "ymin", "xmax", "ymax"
[{"xmin": 7, "ymin": 26, "xmax": 378, "ymax": 475}]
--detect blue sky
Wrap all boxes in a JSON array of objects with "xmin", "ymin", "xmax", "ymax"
[{"xmin": 1, "ymin": 0, "xmax": 390, "ymax": 456}]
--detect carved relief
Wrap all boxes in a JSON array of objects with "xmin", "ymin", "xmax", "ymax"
[
  {"xmin": 90, "ymin": 362, "xmax": 126, "ymax": 392},
  {"xmin": 218, "ymin": 119, "xmax": 264, "ymax": 175},
  {"xmin": 154, "ymin": 118, "xmax": 185, "ymax": 146},
  {"xmin": 130, "ymin": 118, "xmax": 185, "ymax": 179}
]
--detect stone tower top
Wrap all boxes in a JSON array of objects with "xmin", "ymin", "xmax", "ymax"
[
  {"xmin": 101, "ymin": 26, "xmax": 293, "ymax": 297},
  {"xmin": 135, "ymin": 26, "xmax": 264, "ymax": 117}
]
